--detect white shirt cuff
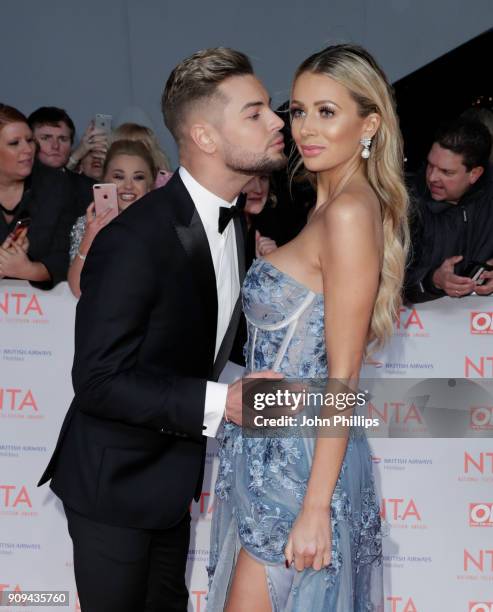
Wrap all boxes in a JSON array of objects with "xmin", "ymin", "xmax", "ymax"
[{"xmin": 202, "ymin": 381, "xmax": 228, "ymax": 438}]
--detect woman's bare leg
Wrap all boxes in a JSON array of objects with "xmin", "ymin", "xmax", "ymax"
[{"xmin": 225, "ymin": 548, "xmax": 271, "ymax": 612}]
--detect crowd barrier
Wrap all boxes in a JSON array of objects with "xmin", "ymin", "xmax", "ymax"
[{"xmin": 1, "ymin": 280, "xmax": 492, "ymax": 611}]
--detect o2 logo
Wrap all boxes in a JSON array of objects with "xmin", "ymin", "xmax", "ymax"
[
  {"xmin": 470, "ymin": 312, "xmax": 493, "ymax": 334},
  {"xmin": 470, "ymin": 603, "xmax": 493, "ymax": 612},
  {"xmin": 470, "ymin": 407, "xmax": 493, "ymax": 430},
  {"xmin": 469, "ymin": 503, "xmax": 493, "ymax": 527}
]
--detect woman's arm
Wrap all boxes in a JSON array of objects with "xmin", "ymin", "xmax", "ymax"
[
  {"xmin": 0, "ymin": 238, "xmax": 51, "ymax": 282},
  {"xmin": 285, "ymin": 193, "xmax": 381, "ymax": 572},
  {"xmin": 68, "ymin": 205, "xmax": 112, "ymax": 298}
]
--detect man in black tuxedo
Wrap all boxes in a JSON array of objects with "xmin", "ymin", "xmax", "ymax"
[{"xmin": 39, "ymin": 48, "xmax": 286, "ymax": 611}]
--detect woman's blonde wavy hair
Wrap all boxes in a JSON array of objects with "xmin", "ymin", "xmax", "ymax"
[
  {"xmin": 293, "ymin": 44, "xmax": 409, "ymax": 353},
  {"xmin": 111, "ymin": 123, "xmax": 171, "ymax": 172}
]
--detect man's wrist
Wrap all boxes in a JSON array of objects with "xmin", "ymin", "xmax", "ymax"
[{"xmin": 430, "ymin": 269, "xmax": 441, "ymax": 290}]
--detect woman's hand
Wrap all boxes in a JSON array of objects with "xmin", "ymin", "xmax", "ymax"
[
  {"xmin": 284, "ymin": 506, "xmax": 332, "ymax": 571},
  {"xmin": 67, "ymin": 122, "xmax": 108, "ymax": 170},
  {"xmin": 12, "ymin": 227, "xmax": 30, "ymax": 253},
  {"xmin": 0, "ymin": 241, "xmax": 34, "ymax": 279},
  {"xmin": 78, "ymin": 202, "xmax": 113, "ymax": 255},
  {"xmin": 255, "ymin": 230, "xmax": 277, "ymax": 258}
]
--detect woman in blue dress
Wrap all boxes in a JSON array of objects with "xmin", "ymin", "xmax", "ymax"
[{"xmin": 208, "ymin": 44, "xmax": 409, "ymax": 611}]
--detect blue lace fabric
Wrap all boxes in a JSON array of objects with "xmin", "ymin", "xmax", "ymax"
[{"xmin": 207, "ymin": 259, "xmax": 383, "ymax": 611}]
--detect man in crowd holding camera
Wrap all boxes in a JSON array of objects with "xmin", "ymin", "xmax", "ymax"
[{"xmin": 404, "ymin": 116, "xmax": 493, "ymax": 303}]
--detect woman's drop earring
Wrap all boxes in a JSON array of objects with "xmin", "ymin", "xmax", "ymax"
[{"xmin": 360, "ymin": 137, "xmax": 372, "ymax": 159}]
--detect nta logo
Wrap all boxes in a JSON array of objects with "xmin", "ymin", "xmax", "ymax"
[
  {"xmin": 381, "ymin": 498, "xmax": 421, "ymax": 521},
  {"xmin": 0, "ymin": 388, "xmax": 38, "ymax": 412},
  {"xmin": 0, "ymin": 485, "xmax": 32, "ymax": 508},
  {"xmin": 464, "ymin": 452, "xmax": 493, "ymax": 474},
  {"xmin": 464, "ymin": 549, "xmax": 493, "ymax": 572},
  {"xmin": 387, "ymin": 596, "xmax": 417, "ymax": 612},
  {"xmin": 0, "ymin": 292, "xmax": 43, "ymax": 316}
]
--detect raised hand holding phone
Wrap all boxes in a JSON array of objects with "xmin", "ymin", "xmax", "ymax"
[
  {"xmin": 94, "ymin": 114, "xmax": 112, "ymax": 136},
  {"xmin": 78, "ymin": 201, "xmax": 115, "ymax": 257},
  {"xmin": 93, "ymin": 183, "xmax": 119, "ymax": 220}
]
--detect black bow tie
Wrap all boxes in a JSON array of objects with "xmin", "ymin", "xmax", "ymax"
[{"xmin": 218, "ymin": 192, "xmax": 246, "ymax": 234}]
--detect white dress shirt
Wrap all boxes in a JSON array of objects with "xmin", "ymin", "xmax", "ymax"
[{"xmin": 179, "ymin": 167, "xmax": 240, "ymax": 437}]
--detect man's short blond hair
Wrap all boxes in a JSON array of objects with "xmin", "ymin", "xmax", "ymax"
[{"xmin": 162, "ymin": 47, "xmax": 253, "ymax": 144}]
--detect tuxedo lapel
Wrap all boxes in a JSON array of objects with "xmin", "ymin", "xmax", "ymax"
[
  {"xmin": 234, "ymin": 211, "xmax": 247, "ymax": 285},
  {"xmin": 212, "ymin": 210, "xmax": 247, "ymax": 380},
  {"xmin": 167, "ymin": 174, "xmax": 218, "ymax": 368}
]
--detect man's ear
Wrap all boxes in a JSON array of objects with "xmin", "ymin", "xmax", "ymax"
[
  {"xmin": 190, "ymin": 124, "xmax": 217, "ymax": 154},
  {"xmin": 469, "ymin": 165, "xmax": 484, "ymax": 185}
]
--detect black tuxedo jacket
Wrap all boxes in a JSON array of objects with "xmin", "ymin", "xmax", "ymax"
[
  {"xmin": 65, "ymin": 168, "xmax": 95, "ymax": 218},
  {"xmin": 39, "ymin": 173, "xmax": 245, "ymax": 529}
]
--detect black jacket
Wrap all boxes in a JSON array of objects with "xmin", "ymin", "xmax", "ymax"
[
  {"xmin": 404, "ymin": 166, "xmax": 493, "ymax": 303},
  {"xmin": 0, "ymin": 161, "xmax": 73, "ymax": 288},
  {"xmin": 39, "ymin": 173, "xmax": 245, "ymax": 529},
  {"xmin": 65, "ymin": 168, "xmax": 95, "ymax": 217}
]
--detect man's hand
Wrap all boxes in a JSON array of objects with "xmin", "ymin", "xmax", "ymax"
[
  {"xmin": 432, "ymin": 255, "xmax": 475, "ymax": 297},
  {"xmin": 225, "ymin": 370, "xmax": 283, "ymax": 425},
  {"xmin": 474, "ymin": 258, "xmax": 493, "ymax": 296}
]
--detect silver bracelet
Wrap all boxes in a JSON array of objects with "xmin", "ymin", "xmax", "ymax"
[{"xmin": 77, "ymin": 250, "xmax": 87, "ymax": 262}]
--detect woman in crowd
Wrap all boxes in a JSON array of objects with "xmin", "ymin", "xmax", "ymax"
[
  {"xmin": 111, "ymin": 122, "xmax": 172, "ymax": 187},
  {"xmin": 208, "ymin": 44, "xmax": 409, "ymax": 611},
  {"xmin": 0, "ymin": 104, "xmax": 72, "ymax": 288},
  {"xmin": 229, "ymin": 175, "xmax": 279, "ymax": 367},
  {"xmin": 242, "ymin": 175, "xmax": 278, "ymax": 264},
  {"xmin": 67, "ymin": 139, "xmax": 156, "ymax": 297},
  {"xmin": 66, "ymin": 120, "xmax": 109, "ymax": 181}
]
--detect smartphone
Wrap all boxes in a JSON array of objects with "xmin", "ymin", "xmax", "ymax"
[
  {"xmin": 464, "ymin": 262, "xmax": 493, "ymax": 286},
  {"xmin": 93, "ymin": 183, "xmax": 119, "ymax": 222},
  {"xmin": 12, "ymin": 217, "xmax": 31, "ymax": 239},
  {"xmin": 94, "ymin": 113, "xmax": 112, "ymax": 135}
]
